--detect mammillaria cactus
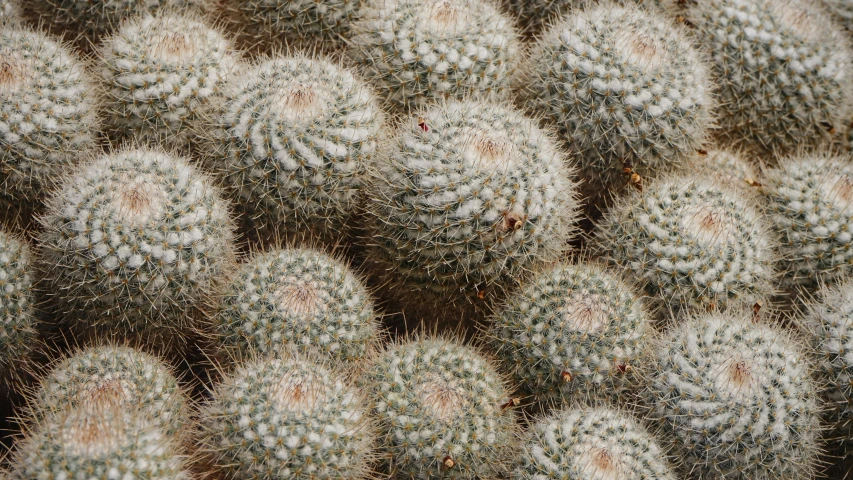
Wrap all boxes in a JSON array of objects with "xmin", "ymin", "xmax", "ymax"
[
  {"xmin": 515, "ymin": 405, "xmax": 676, "ymax": 480},
  {"xmin": 521, "ymin": 3, "xmax": 711, "ymax": 208},
  {"xmin": 682, "ymin": 0, "xmax": 853, "ymax": 155},
  {"xmin": 646, "ymin": 310, "xmax": 821, "ymax": 479},
  {"xmin": 489, "ymin": 261, "xmax": 651, "ymax": 407},
  {"xmin": 688, "ymin": 148, "xmax": 761, "ymax": 195},
  {"xmin": 206, "ymin": 54, "xmax": 384, "ymax": 244},
  {"xmin": 348, "ymin": 0, "xmax": 521, "ymax": 111},
  {"xmin": 594, "ymin": 173, "xmax": 775, "ymax": 315},
  {"xmin": 199, "ymin": 354, "xmax": 375, "ymax": 479},
  {"xmin": 360, "ymin": 337, "xmax": 518, "ymax": 479},
  {"xmin": 37, "ymin": 147, "xmax": 235, "ymax": 346},
  {"xmin": 503, "ymin": 0, "xmax": 665, "ymax": 36},
  {"xmin": 823, "ymin": 0, "xmax": 853, "ymax": 31},
  {"xmin": 0, "ymin": 228, "xmax": 34, "ymax": 385},
  {"xmin": 0, "ymin": 0, "xmax": 20, "ymax": 24}
]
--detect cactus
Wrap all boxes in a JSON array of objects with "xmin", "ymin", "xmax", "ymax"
[
  {"xmin": 646, "ymin": 310, "xmax": 821, "ymax": 479},
  {"xmin": 99, "ymin": 10, "xmax": 238, "ymax": 151},
  {"xmin": 365, "ymin": 99, "xmax": 578, "ymax": 309},
  {"xmin": 360, "ymin": 337, "xmax": 518, "ymax": 479},
  {"xmin": 503, "ymin": 0, "xmax": 666, "ymax": 36},
  {"xmin": 688, "ymin": 148, "xmax": 761, "ymax": 195},
  {"xmin": 205, "ymin": 54, "xmax": 384, "ymax": 243},
  {"xmin": 823, "ymin": 0, "xmax": 853, "ymax": 31},
  {"xmin": 515, "ymin": 405, "xmax": 676, "ymax": 480},
  {"xmin": 36, "ymin": 147, "xmax": 235, "ymax": 346},
  {"xmin": 489, "ymin": 261, "xmax": 651, "ymax": 407},
  {"xmin": 210, "ymin": 246, "xmax": 378, "ymax": 365},
  {"xmin": 594, "ymin": 173, "xmax": 776, "ymax": 315},
  {"xmin": 682, "ymin": 0, "xmax": 853, "ymax": 155},
  {"xmin": 0, "ymin": 0, "xmax": 20, "ymax": 23},
  {"xmin": 199, "ymin": 354, "xmax": 375, "ymax": 479},
  {"xmin": 0, "ymin": 228, "xmax": 34, "ymax": 385},
  {"xmin": 348, "ymin": 0, "xmax": 521, "ymax": 111}
]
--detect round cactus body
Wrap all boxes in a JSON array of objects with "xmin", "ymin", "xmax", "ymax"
[
  {"xmin": 37, "ymin": 148, "xmax": 235, "ymax": 343},
  {"xmin": 0, "ymin": 228, "xmax": 34, "ymax": 382},
  {"xmin": 349, "ymin": 0, "xmax": 521, "ymax": 111},
  {"xmin": 647, "ymin": 311, "xmax": 820, "ymax": 479},
  {"xmin": 99, "ymin": 11, "xmax": 238, "ymax": 151},
  {"xmin": 207, "ymin": 54, "xmax": 384, "ymax": 243},
  {"xmin": 683, "ymin": 0, "xmax": 853, "ymax": 155},
  {"xmin": 211, "ymin": 247, "xmax": 378, "ymax": 364},
  {"xmin": 366, "ymin": 99, "xmax": 578, "ymax": 307},
  {"xmin": 522, "ymin": 4, "xmax": 711, "ymax": 207},
  {"xmin": 199, "ymin": 355, "xmax": 374, "ymax": 479},
  {"xmin": 689, "ymin": 148, "xmax": 761, "ymax": 195},
  {"xmin": 594, "ymin": 173, "xmax": 775, "ymax": 315},
  {"xmin": 361, "ymin": 337, "xmax": 517, "ymax": 479},
  {"xmin": 515, "ymin": 406, "xmax": 676, "ymax": 480},
  {"xmin": 489, "ymin": 261, "xmax": 651, "ymax": 406}
]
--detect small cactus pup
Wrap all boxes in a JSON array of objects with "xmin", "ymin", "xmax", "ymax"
[
  {"xmin": 593, "ymin": 173, "xmax": 776, "ymax": 316},
  {"xmin": 0, "ymin": 227, "xmax": 35, "ymax": 387},
  {"xmin": 210, "ymin": 246, "xmax": 379, "ymax": 365},
  {"xmin": 646, "ymin": 310, "xmax": 821, "ymax": 479},
  {"xmin": 198, "ymin": 353, "xmax": 375, "ymax": 479},
  {"xmin": 348, "ymin": 0, "xmax": 521, "ymax": 112},
  {"xmin": 682, "ymin": 0, "xmax": 853, "ymax": 156},
  {"xmin": 361, "ymin": 337, "xmax": 518, "ymax": 479},
  {"xmin": 0, "ymin": 25, "xmax": 98, "ymax": 226},
  {"xmin": 99, "ymin": 10, "xmax": 239, "ymax": 152},
  {"xmin": 515, "ymin": 405, "xmax": 676, "ymax": 480},
  {"xmin": 365, "ymin": 99, "xmax": 578, "ymax": 312},
  {"xmin": 205, "ymin": 54, "xmax": 384, "ymax": 245},
  {"xmin": 521, "ymin": 3, "xmax": 711, "ymax": 210},
  {"xmin": 489, "ymin": 261, "xmax": 652, "ymax": 408},
  {"xmin": 36, "ymin": 147, "xmax": 236, "ymax": 348}
]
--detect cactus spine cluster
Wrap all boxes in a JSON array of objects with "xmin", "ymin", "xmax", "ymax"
[
  {"xmin": 689, "ymin": 148, "xmax": 761, "ymax": 195},
  {"xmin": 0, "ymin": 228, "xmax": 34, "ymax": 384}
]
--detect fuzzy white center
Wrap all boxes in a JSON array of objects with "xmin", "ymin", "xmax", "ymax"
[
  {"xmin": 417, "ymin": 377, "xmax": 467, "ymax": 420},
  {"xmin": 463, "ymin": 129, "xmax": 514, "ymax": 173},
  {"xmin": 275, "ymin": 83, "xmax": 331, "ymax": 123},
  {"xmin": 775, "ymin": 3, "xmax": 821, "ymax": 42},
  {"xmin": 424, "ymin": 0, "xmax": 467, "ymax": 35},
  {"xmin": 680, "ymin": 204, "xmax": 737, "ymax": 247},
  {"xmin": 613, "ymin": 29, "xmax": 664, "ymax": 71},
  {"xmin": 560, "ymin": 293, "xmax": 612, "ymax": 333},
  {"xmin": 149, "ymin": 32, "xmax": 200, "ymax": 63},
  {"xmin": 274, "ymin": 278, "xmax": 327, "ymax": 316},
  {"xmin": 111, "ymin": 178, "xmax": 168, "ymax": 226},
  {"xmin": 575, "ymin": 446, "xmax": 626, "ymax": 480},
  {"xmin": 60, "ymin": 393, "xmax": 125, "ymax": 457},
  {"xmin": 713, "ymin": 356, "xmax": 757, "ymax": 401},
  {"xmin": 827, "ymin": 173, "xmax": 853, "ymax": 214},
  {"xmin": 271, "ymin": 370, "xmax": 325, "ymax": 413}
]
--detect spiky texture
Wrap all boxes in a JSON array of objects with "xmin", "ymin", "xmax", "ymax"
[
  {"xmin": 206, "ymin": 54, "xmax": 384, "ymax": 243},
  {"xmin": 682, "ymin": 0, "xmax": 853, "ymax": 155},
  {"xmin": 210, "ymin": 247, "xmax": 378, "ymax": 364},
  {"xmin": 688, "ymin": 148, "xmax": 761, "ymax": 195},
  {"xmin": 37, "ymin": 148, "xmax": 235, "ymax": 345},
  {"xmin": 361, "ymin": 337, "xmax": 518, "ymax": 479},
  {"xmin": 0, "ymin": 228, "xmax": 34, "ymax": 383},
  {"xmin": 503, "ymin": 0, "xmax": 665, "ymax": 36},
  {"xmin": 763, "ymin": 152, "xmax": 853, "ymax": 289},
  {"xmin": 594, "ymin": 173, "xmax": 775, "ymax": 315},
  {"xmin": 823, "ymin": 0, "xmax": 853, "ymax": 31},
  {"xmin": 348, "ymin": 0, "xmax": 521, "ymax": 111},
  {"xmin": 521, "ymin": 4, "xmax": 711, "ymax": 207},
  {"xmin": 30, "ymin": 345, "xmax": 187, "ymax": 437},
  {"xmin": 646, "ymin": 311, "xmax": 821, "ymax": 479},
  {"xmin": 365, "ymin": 99, "xmax": 578, "ymax": 309},
  {"xmin": 199, "ymin": 354, "xmax": 375, "ymax": 479},
  {"xmin": 515, "ymin": 405, "xmax": 676, "ymax": 480},
  {"xmin": 0, "ymin": 26, "xmax": 98, "ymax": 213},
  {"xmin": 99, "ymin": 11, "xmax": 238, "ymax": 151},
  {"xmin": 489, "ymin": 261, "xmax": 651, "ymax": 407},
  {"xmin": 0, "ymin": 0, "xmax": 20, "ymax": 24}
]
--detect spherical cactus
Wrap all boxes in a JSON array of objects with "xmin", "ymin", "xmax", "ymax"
[
  {"xmin": 0, "ymin": 26, "xmax": 98, "ymax": 216},
  {"xmin": 199, "ymin": 354, "xmax": 375, "ymax": 479},
  {"xmin": 348, "ymin": 0, "xmax": 521, "ymax": 111},
  {"xmin": 361, "ymin": 337, "xmax": 518, "ymax": 479},
  {"xmin": 521, "ymin": 4, "xmax": 711, "ymax": 208},
  {"xmin": 682, "ymin": 0, "xmax": 853, "ymax": 155},
  {"xmin": 688, "ymin": 148, "xmax": 761, "ymax": 195},
  {"xmin": 365, "ymin": 99, "xmax": 578, "ymax": 309},
  {"xmin": 594, "ymin": 173, "xmax": 776, "ymax": 315},
  {"xmin": 0, "ymin": 228, "xmax": 34, "ymax": 384},
  {"xmin": 205, "ymin": 54, "xmax": 384, "ymax": 243},
  {"xmin": 99, "ymin": 11, "xmax": 239, "ymax": 151},
  {"xmin": 515, "ymin": 405, "xmax": 676, "ymax": 480},
  {"xmin": 37, "ymin": 147, "xmax": 236, "ymax": 345},
  {"xmin": 489, "ymin": 261, "xmax": 652, "ymax": 407},
  {"xmin": 646, "ymin": 310, "xmax": 821, "ymax": 479},
  {"xmin": 210, "ymin": 246, "xmax": 378, "ymax": 365},
  {"xmin": 29, "ymin": 345, "xmax": 187, "ymax": 437}
]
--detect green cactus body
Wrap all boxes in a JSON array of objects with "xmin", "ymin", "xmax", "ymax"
[
  {"xmin": 522, "ymin": 4, "xmax": 711, "ymax": 207},
  {"xmin": 366, "ymin": 99, "xmax": 578, "ymax": 307},
  {"xmin": 361, "ymin": 337, "xmax": 517, "ymax": 479},
  {"xmin": 208, "ymin": 55, "xmax": 384, "ymax": 243},
  {"xmin": 489, "ymin": 262, "xmax": 651, "ymax": 406},
  {"xmin": 515, "ymin": 406, "xmax": 676, "ymax": 480},
  {"xmin": 683, "ymin": 0, "xmax": 853, "ymax": 155},
  {"xmin": 199, "ymin": 355, "xmax": 374, "ymax": 479},
  {"xmin": 594, "ymin": 174, "xmax": 775, "ymax": 315},
  {"xmin": 647, "ymin": 311, "xmax": 820, "ymax": 479},
  {"xmin": 0, "ymin": 228, "xmax": 34, "ymax": 382},
  {"xmin": 211, "ymin": 247, "xmax": 378, "ymax": 364},
  {"xmin": 349, "ymin": 0, "xmax": 521, "ymax": 111},
  {"xmin": 99, "ymin": 11, "xmax": 238, "ymax": 151},
  {"xmin": 37, "ymin": 148, "xmax": 235, "ymax": 344}
]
